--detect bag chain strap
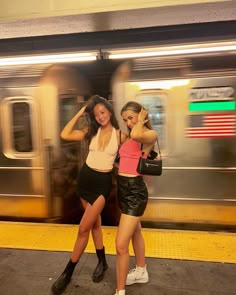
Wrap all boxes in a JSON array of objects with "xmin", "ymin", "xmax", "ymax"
[{"xmin": 140, "ymin": 138, "xmax": 162, "ymax": 159}]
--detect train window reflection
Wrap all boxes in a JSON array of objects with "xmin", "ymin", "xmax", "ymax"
[
  {"xmin": 137, "ymin": 91, "xmax": 166, "ymax": 152},
  {"xmin": 12, "ymin": 102, "xmax": 33, "ymax": 152},
  {"xmin": 59, "ymin": 96, "xmax": 86, "ymax": 139},
  {"xmin": 60, "ymin": 97, "xmax": 78, "ymax": 132}
]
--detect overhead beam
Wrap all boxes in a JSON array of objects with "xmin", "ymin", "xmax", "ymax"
[{"xmin": 0, "ymin": 20, "xmax": 236, "ymax": 57}]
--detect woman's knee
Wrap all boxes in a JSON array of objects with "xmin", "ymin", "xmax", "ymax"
[
  {"xmin": 92, "ymin": 216, "xmax": 101, "ymax": 231},
  {"xmin": 116, "ymin": 239, "xmax": 129, "ymax": 256},
  {"xmin": 133, "ymin": 222, "xmax": 142, "ymax": 236},
  {"xmin": 78, "ymin": 224, "xmax": 90, "ymax": 236}
]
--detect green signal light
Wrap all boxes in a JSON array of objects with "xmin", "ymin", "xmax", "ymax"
[{"xmin": 189, "ymin": 101, "xmax": 236, "ymax": 112}]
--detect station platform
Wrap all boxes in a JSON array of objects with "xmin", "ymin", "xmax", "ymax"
[{"xmin": 0, "ymin": 221, "xmax": 236, "ymax": 295}]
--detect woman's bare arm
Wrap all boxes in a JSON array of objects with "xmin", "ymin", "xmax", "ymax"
[
  {"xmin": 60, "ymin": 106, "xmax": 88, "ymax": 141},
  {"xmin": 121, "ymin": 131, "xmax": 128, "ymax": 143},
  {"xmin": 130, "ymin": 108, "xmax": 157, "ymax": 144}
]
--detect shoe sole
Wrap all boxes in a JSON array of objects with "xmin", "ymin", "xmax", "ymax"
[
  {"xmin": 92, "ymin": 265, "xmax": 108, "ymax": 283},
  {"xmin": 51, "ymin": 285, "xmax": 67, "ymax": 295},
  {"xmin": 126, "ymin": 278, "xmax": 149, "ymax": 286}
]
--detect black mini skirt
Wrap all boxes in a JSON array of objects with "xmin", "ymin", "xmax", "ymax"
[
  {"xmin": 77, "ymin": 163, "xmax": 112, "ymax": 205},
  {"xmin": 117, "ymin": 175, "xmax": 148, "ymax": 217}
]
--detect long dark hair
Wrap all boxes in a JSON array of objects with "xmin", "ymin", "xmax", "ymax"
[
  {"xmin": 121, "ymin": 101, "xmax": 152, "ymax": 133},
  {"xmin": 85, "ymin": 95, "xmax": 119, "ymax": 142}
]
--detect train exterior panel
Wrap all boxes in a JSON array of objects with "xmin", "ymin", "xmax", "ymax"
[
  {"xmin": 0, "ymin": 65, "xmax": 91, "ymax": 222},
  {"xmin": 0, "ymin": 41, "xmax": 236, "ymax": 228},
  {"xmin": 112, "ymin": 56, "xmax": 236, "ymax": 227}
]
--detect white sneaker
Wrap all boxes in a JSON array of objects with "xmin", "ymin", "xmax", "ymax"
[{"xmin": 126, "ymin": 265, "xmax": 149, "ymax": 286}]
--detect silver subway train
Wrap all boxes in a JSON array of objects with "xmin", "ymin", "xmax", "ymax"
[{"xmin": 0, "ymin": 41, "xmax": 236, "ymax": 228}]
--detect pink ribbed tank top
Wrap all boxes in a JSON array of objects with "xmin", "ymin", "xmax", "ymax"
[{"xmin": 118, "ymin": 139, "xmax": 146, "ymax": 176}]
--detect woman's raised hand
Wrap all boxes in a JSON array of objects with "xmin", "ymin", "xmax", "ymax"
[
  {"xmin": 138, "ymin": 108, "xmax": 149, "ymax": 124},
  {"xmin": 78, "ymin": 105, "xmax": 87, "ymax": 117}
]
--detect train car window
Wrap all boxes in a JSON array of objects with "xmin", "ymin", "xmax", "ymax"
[
  {"xmin": 0, "ymin": 96, "xmax": 38, "ymax": 159},
  {"xmin": 59, "ymin": 96, "xmax": 86, "ymax": 138},
  {"xmin": 12, "ymin": 102, "xmax": 32, "ymax": 152},
  {"xmin": 59, "ymin": 97, "xmax": 78, "ymax": 132},
  {"xmin": 136, "ymin": 91, "xmax": 167, "ymax": 153}
]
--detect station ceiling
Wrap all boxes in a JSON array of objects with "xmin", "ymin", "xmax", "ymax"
[
  {"xmin": 0, "ymin": 0, "xmax": 230, "ymax": 21},
  {"xmin": 0, "ymin": 0, "xmax": 235, "ymax": 39}
]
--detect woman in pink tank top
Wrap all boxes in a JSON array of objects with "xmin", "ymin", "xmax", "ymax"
[{"xmin": 114, "ymin": 101, "xmax": 158, "ymax": 295}]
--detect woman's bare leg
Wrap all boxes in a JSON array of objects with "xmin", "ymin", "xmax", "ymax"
[
  {"xmin": 116, "ymin": 214, "xmax": 140, "ymax": 291},
  {"xmin": 71, "ymin": 195, "xmax": 105, "ymax": 262},
  {"xmin": 131, "ymin": 221, "xmax": 146, "ymax": 267},
  {"xmin": 80, "ymin": 198, "xmax": 103, "ymax": 249},
  {"xmin": 51, "ymin": 195, "xmax": 106, "ymax": 294},
  {"xmin": 80, "ymin": 197, "xmax": 108, "ymax": 282}
]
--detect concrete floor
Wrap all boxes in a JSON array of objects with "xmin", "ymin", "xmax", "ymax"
[{"xmin": 0, "ymin": 248, "xmax": 236, "ymax": 295}]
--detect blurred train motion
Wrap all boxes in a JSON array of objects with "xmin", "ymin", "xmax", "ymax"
[{"xmin": 0, "ymin": 39, "xmax": 236, "ymax": 229}]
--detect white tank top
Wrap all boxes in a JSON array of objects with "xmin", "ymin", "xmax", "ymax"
[{"xmin": 86, "ymin": 127, "xmax": 118, "ymax": 170}]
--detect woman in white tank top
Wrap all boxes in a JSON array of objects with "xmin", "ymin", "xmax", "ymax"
[{"xmin": 51, "ymin": 95, "xmax": 126, "ymax": 295}]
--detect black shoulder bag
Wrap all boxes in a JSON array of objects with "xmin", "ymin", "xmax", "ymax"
[{"xmin": 136, "ymin": 138, "xmax": 162, "ymax": 176}]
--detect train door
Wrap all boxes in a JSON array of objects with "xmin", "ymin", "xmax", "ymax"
[
  {"xmin": 136, "ymin": 90, "xmax": 167, "ymax": 151},
  {"xmin": 0, "ymin": 95, "xmax": 48, "ymax": 219},
  {"xmin": 133, "ymin": 89, "xmax": 168, "ymax": 201}
]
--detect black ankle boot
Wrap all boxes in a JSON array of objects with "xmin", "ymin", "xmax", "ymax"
[
  {"xmin": 92, "ymin": 247, "xmax": 108, "ymax": 283},
  {"xmin": 51, "ymin": 259, "xmax": 77, "ymax": 294}
]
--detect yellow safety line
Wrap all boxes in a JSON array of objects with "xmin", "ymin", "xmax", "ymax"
[{"xmin": 0, "ymin": 221, "xmax": 236, "ymax": 264}]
